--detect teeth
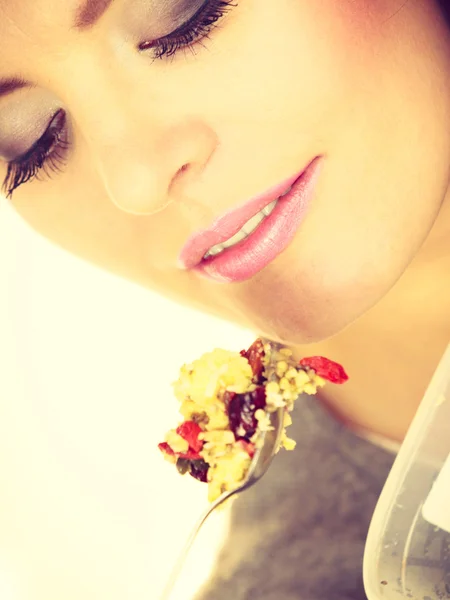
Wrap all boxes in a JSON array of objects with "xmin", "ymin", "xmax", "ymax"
[
  {"xmin": 262, "ymin": 200, "xmax": 278, "ymax": 216},
  {"xmin": 203, "ymin": 198, "xmax": 279, "ymax": 260},
  {"xmin": 205, "ymin": 244, "xmax": 225, "ymax": 257},
  {"xmin": 241, "ymin": 209, "xmax": 266, "ymax": 236}
]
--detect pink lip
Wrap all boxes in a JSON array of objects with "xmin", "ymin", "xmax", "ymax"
[{"xmin": 178, "ymin": 157, "xmax": 322, "ymax": 283}]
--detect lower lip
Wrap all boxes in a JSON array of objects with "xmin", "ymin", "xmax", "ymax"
[{"xmin": 195, "ymin": 157, "xmax": 322, "ymax": 283}]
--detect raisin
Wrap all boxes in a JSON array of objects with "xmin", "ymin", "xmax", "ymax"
[
  {"xmin": 189, "ymin": 459, "xmax": 209, "ymax": 483},
  {"xmin": 176, "ymin": 458, "xmax": 191, "ymax": 475},
  {"xmin": 227, "ymin": 386, "xmax": 267, "ymax": 441}
]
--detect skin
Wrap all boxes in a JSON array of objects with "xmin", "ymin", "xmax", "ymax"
[{"xmin": 1, "ymin": 0, "xmax": 450, "ymax": 441}]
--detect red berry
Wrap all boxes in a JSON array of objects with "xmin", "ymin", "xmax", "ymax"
[
  {"xmin": 158, "ymin": 442, "xmax": 175, "ymax": 457},
  {"xmin": 241, "ymin": 339, "xmax": 266, "ymax": 383},
  {"xmin": 176, "ymin": 421, "xmax": 204, "ymax": 453},
  {"xmin": 299, "ymin": 356, "xmax": 348, "ymax": 384}
]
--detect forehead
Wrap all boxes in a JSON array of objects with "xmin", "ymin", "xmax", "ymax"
[
  {"xmin": 0, "ymin": 0, "xmax": 111, "ymax": 80},
  {"xmin": 0, "ymin": 0, "xmax": 110, "ymax": 42},
  {"xmin": 0, "ymin": 0, "xmax": 73, "ymax": 31},
  {"xmin": 0, "ymin": 4, "xmax": 63, "ymax": 80}
]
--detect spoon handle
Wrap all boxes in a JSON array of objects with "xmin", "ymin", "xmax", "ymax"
[{"xmin": 160, "ymin": 488, "xmax": 238, "ymax": 600}]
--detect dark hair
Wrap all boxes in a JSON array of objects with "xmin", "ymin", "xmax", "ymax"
[{"xmin": 439, "ymin": 0, "xmax": 450, "ymax": 23}]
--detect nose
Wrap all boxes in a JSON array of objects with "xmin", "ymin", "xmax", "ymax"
[{"xmin": 88, "ymin": 118, "xmax": 217, "ymax": 216}]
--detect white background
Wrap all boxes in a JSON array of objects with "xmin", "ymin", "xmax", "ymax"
[{"xmin": 0, "ymin": 200, "xmax": 254, "ymax": 599}]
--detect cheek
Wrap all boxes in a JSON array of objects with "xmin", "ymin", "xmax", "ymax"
[
  {"xmin": 330, "ymin": 0, "xmax": 388, "ymax": 39},
  {"xmin": 212, "ymin": 0, "xmax": 386, "ymax": 136},
  {"xmin": 11, "ymin": 180, "xmax": 139, "ymax": 280}
]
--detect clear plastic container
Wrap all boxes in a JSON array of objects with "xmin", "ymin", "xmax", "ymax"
[{"xmin": 364, "ymin": 345, "xmax": 450, "ymax": 600}]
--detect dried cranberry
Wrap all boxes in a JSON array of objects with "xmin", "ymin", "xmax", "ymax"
[
  {"xmin": 176, "ymin": 421, "xmax": 204, "ymax": 453},
  {"xmin": 299, "ymin": 356, "xmax": 348, "ymax": 384},
  {"xmin": 241, "ymin": 339, "xmax": 266, "ymax": 383},
  {"xmin": 227, "ymin": 386, "xmax": 266, "ymax": 441},
  {"xmin": 189, "ymin": 459, "xmax": 209, "ymax": 483},
  {"xmin": 158, "ymin": 442, "xmax": 175, "ymax": 457}
]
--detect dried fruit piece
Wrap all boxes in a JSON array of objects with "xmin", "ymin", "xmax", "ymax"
[
  {"xmin": 189, "ymin": 459, "xmax": 210, "ymax": 483},
  {"xmin": 240, "ymin": 339, "xmax": 266, "ymax": 383},
  {"xmin": 299, "ymin": 356, "xmax": 348, "ymax": 384},
  {"xmin": 176, "ymin": 421, "xmax": 204, "ymax": 453},
  {"xmin": 226, "ymin": 386, "xmax": 267, "ymax": 441},
  {"xmin": 158, "ymin": 442, "xmax": 175, "ymax": 457},
  {"xmin": 176, "ymin": 458, "xmax": 191, "ymax": 475}
]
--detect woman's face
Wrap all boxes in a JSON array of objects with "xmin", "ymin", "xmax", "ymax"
[{"xmin": 1, "ymin": 0, "xmax": 449, "ymax": 343}]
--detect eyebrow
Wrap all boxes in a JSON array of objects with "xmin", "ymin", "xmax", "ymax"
[
  {"xmin": 74, "ymin": 0, "xmax": 115, "ymax": 30},
  {"xmin": 0, "ymin": 77, "xmax": 31, "ymax": 100}
]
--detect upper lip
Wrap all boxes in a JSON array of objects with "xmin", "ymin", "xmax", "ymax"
[{"xmin": 178, "ymin": 166, "xmax": 308, "ymax": 269}]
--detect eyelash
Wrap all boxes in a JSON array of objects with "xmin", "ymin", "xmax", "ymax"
[
  {"xmin": 138, "ymin": 0, "xmax": 236, "ymax": 60},
  {"xmin": 2, "ymin": 109, "xmax": 69, "ymax": 199},
  {"xmin": 2, "ymin": 0, "xmax": 236, "ymax": 198}
]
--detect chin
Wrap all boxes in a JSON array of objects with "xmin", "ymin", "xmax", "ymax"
[
  {"xmin": 237, "ymin": 292, "xmax": 352, "ymax": 345},
  {"xmin": 237, "ymin": 267, "xmax": 397, "ymax": 346}
]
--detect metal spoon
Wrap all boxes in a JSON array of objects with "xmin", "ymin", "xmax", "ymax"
[{"xmin": 160, "ymin": 405, "xmax": 285, "ymax": 600}]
